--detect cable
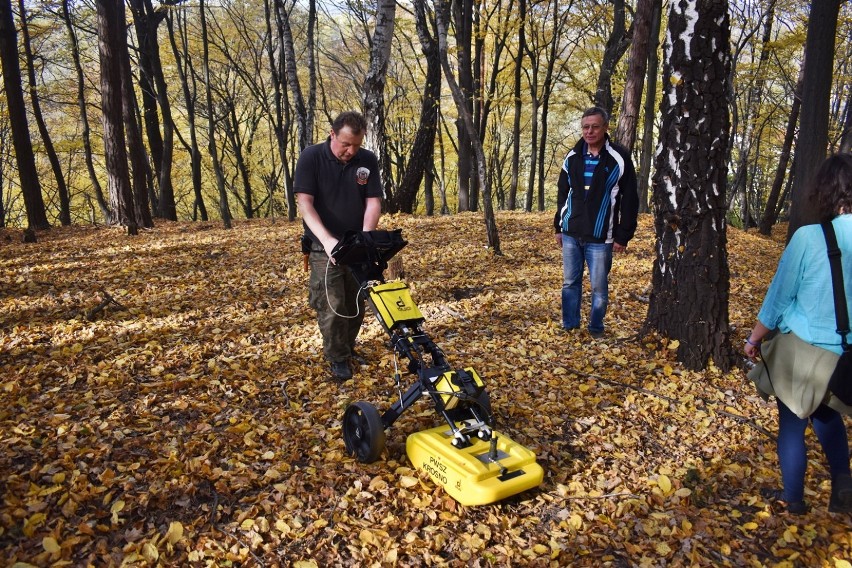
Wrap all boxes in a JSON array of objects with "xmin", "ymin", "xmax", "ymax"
[{"xmin": 323, "ymin": 255, "xmax": 366, "ymax": 319}]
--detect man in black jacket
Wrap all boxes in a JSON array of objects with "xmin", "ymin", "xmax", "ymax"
[{"xmin": 553, "ymin": 107, "xmax": 638, "ymax": 338}]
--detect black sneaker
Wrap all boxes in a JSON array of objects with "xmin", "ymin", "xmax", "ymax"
[
  {"xmin": 829, "ymin": 473, "xmax": 852, "ymax": 513},
  {"xmin": 350, "ymin": 350, "xmax": 368, "ymax": 366},
  {"xmin": 761, "ymin": 487, "xmax": 809, "ymax": 515},
  {"xmin": 330, "ymin": 360, "xmax": 352, "ymax": 380}
]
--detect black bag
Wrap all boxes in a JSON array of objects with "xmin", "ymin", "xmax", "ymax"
[{"xmin": 822, "ymin": 221, "xmax": 852, "ymax": 405}]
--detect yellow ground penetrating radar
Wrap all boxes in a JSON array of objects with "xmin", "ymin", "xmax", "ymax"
[{"xmin": 332, "ymin": 230, "xmax": 544, "ymax": 506}]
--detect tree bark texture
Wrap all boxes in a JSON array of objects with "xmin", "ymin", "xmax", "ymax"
[
  {"xmin": 165, "ymin": 6, "xmax": 208, "ymax": 222},
  {"xmin": 199, "ymin": 0, "xmax": 231, "ymax": 228},
  {"xmin": 595, "ymin": 0, "xmax": 630, "ymax": 116},
  {"xmin": 96, "ymin": 0, "xmax": 136, "ymax": 232},
  {"xmin": 0, "ymin": 0, "xmax": 49, "ymax": 230},
  {"xmin": 786, "ymin": 0, "xmax": 843, "ymax": 240},
  {"xmin": 18, "ymin": 0, "xmax": 70, "ymax": 225},
  {"xmin": 277, "ymin": 0, "xmax": 313, "ymax": 151},
  {"xmin": 435, "ymin": 0, "xmax": 500, "ymax": 253},
  {"xmin": 645, "ymin": 0, "xmax": 735, "ymax": 372},
  {"xmin": 394, "ymin": 0, "xmax": 440, "ymax": 214},
  {"xmin": 637, "ymin": 0, "xmax": 663, "ymax": 214},
  {"xmin": 759, "ymin": 65, "xmax": 803, "ymax": 236},
  {"xmin": 613, "ymin": 0, "xmax": 657, "ymax": 151},
  {"xmin": 119, "ymin": 21, "xmax": 153, "ymax": 230},
  {"xmin": 62, "ymin": 0, "xmax": 108, "ymax": 222}
]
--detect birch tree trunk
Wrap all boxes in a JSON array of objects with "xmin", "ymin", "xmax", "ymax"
[{"xmin": 645, "ymin": 0, "xmax": 735, "ymax": 371}]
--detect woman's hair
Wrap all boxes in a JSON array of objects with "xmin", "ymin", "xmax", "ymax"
[{"xmin": 810, "ymin": 153, "xmax": 852, "ymax": 221}]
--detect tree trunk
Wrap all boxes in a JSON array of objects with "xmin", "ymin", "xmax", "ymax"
[
  {"xmin": 263, "ymin": 0, "xmax": 296, "ymax": 221},
  {"xmin": 363, "ymin": 0, "xmax": 396, "ymax": 210},
  {"xmin": 613, "ymin": 0, "xmax": 656, "ymax": 151},
  {"xmin": 595, "ymin": 0, "xmax": 630, "ymax": 116},
  {"xmin": 165, "ymin": 6, "xmax": 207, "ymax": 222},
  {"xmin": 132, "ymin": 0, "xmax": 177, "ymax": 221},
  {"xmin": 637, "ymin": 0, "xmax": 662, "ymax": 214},
  {"xmin": 535, "ymin": 0, "xmax": 566, "ymax": 213},
  {"xmin": 277, "ymin": 0, "xmax": 313, "ymax": 151},
  {"xmin": 758, "ymin": 66, "xmax": 803, "ymax": 236},
  {"xmin": 453, "ymin": 0, "xmax": 475, "ymax": 212},
  {"xmin": 62, "ymin": 0, "xmax": 108, "ymax": 222},
  {"xmin": 395, "ymin": 0, "xmax": 440, "ymax": 214},
  {"xmin": 728, "ymin": 0, "xmax": 776, "ymax": 227},
  {"xmin": 96, "ymin": 0, "xmax": 136, "ymax": 234},
  {"xmin": 839, "ymin": 83, "xmax": 852, "ymax": 153},
  {"xmin": 644, "ymin": 0, "xmax": 735, "ymax": 372},
  {"xmin": 0, "ymin": 0, "xmax": 49, "ymax": 231},
  {"xmin": 786, "ymin": 0, "xmax": 843, "ymax": 240},
  {"xmin": 127, "ymin": 0, "xmax": 162, "ymax": 216},
  {"xmin": 436, "ymin": 0, "xmax": 500, "ymax": 253},
  {"xmin": 18, "ymin": 0, "xmax": 70, "ymax": 226},
  {"xmin": 199, "ymin": 0, "xmax": 231, "ymax": 228},
  {"xmin": 119, "ymin": 21, "xmax": 153, "ymax": 230},
  {"xmin": 508, "ymin": 0, "xmax": 526, "ymax": 211}
]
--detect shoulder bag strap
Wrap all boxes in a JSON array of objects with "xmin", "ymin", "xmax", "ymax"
[{"xmin": 821, "ymin": 221, "xmax": 850, "ymax": 351}]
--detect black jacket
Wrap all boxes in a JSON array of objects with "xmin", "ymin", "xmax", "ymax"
[{"xmin": 553, "ymin": 136, "xmax": 639, "ymax": 246}]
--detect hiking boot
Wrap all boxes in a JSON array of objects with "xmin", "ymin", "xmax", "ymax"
[
  {"xmin": 761, "ymin": 487, "xmax": 809, "ymax": 515},
  {"xmin": 829, "ymin": 473, "xmax": 852, "ymax": 513},
  {"xmin": 330, "ymin": 360, "xmax": 352, "ymax": 380}
]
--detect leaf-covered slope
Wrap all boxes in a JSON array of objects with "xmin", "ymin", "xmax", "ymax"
[{"xmin": 1, "ymin": 213, "xmax": 849, "ymax": 567}]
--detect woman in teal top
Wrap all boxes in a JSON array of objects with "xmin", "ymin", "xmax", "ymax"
[{"xmin": 744, "ymin": 154, "xmax": 852, "ymax": 515}]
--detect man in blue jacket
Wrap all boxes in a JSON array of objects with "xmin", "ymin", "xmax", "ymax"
[{"xmin": 553, "ymin": 107, "xmax": 639, "ymax": 338}]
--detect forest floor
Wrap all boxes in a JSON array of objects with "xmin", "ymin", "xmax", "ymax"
[{"xmin": 1, "ymin": 212, "xmax": 850, "ymax": 567}]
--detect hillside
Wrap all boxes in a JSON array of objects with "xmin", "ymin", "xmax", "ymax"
[{"xmin": 2, "ymin": 212, "xmax": 850, "ymax": 567}]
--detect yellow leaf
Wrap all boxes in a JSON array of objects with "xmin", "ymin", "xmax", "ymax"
[
  {"xmin": 657, "ymin": 475, "xmax": 672, "ymax": 494},
  {"xmin": 165, "ymin": 521, "xmax": 184, "ymax": 545},
  {"xmin": 142, "ymin": 542, "xmax": 159, "ymax": 562},
  {"xmin": 834, "ymin": 560, "xmax": 852, "ymax": 568},
  {"xmin": 656, "ymin": 542, "xmax": 672, "ymax": 555},
  {"xmin": 568, "ymin": 513, "xmax": 583, "ymax": 530},
  {"xmin": 42, "ymin": 537, "xmax": 60, "ymax": 554},
  {"xmin": 741, "ymin": 522, "xmax": 758, "ymax": 530},
  {"xmin": 359, "ymin": 528, "xmax": 377, "ymax": 546},
  {"xmin": 23, "ymin": 513, "xmax": 46, "ymax": 537},
  {"xmin": 533, "ymin": 544, "xmax": 549, "ymax": 555},
  {"xmin": 399, "ymin": 475, "xmax": 419, "ymax": 488},
  {"xmin": 293, "ymin": 562, "xmax": 318, "ymax": 568},
  {"xmin": 240, "ymin": 519, "xmax": 255, "ymax": 530},
  {"xmin": 667, "ymin": 340, "xmax": 680, "ymax": 350}
]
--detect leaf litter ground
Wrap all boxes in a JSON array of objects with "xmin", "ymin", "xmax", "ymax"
[{"xmin": 1, "ymin": 212, "xmax": 850, "ymax": 567}]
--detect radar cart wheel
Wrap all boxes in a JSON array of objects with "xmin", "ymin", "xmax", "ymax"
[{"xmin": 343, "ymin": 401, "xmax": 386, "ymax": 463}]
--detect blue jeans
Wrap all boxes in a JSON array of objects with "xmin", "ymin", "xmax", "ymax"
[
  {"xmin": 561, "ymin": 236, "xmax": 613, "ymax": 333},
  {"xmin": 776, "ymin": 400, "xmax": 850, "ymax": 503}
]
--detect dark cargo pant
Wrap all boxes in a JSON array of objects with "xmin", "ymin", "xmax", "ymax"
[{"xmin": 308, "ymin": 249, "xmax": 365, "ymax": 362}]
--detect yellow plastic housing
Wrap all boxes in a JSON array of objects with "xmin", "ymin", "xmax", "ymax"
[
  {"xmin": 432, "ymin": 368, "xmax": 485, "ymax": 410},
  {"xmin": 368, "ymin": 281, "xmax": 424, "ymax": 330},
  {"xmin": 406, "ymin": 425, "xmax": 544, "ymax": 506}
]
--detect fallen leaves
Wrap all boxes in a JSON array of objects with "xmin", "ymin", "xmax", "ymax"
[{"xmin": 0, "ymin": 213, "xmax": 849, "ymax": 565}]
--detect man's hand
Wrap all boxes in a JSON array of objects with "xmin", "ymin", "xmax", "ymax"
[
  {"xmin": 322, "ymin": 237, "xmax": 340, "ymax": 263},
  {"xmin": 613, "ymin": 242, "xmax": 627, "ymax": 253},
  {"xmin": 555, "ymin": 233, "xmax": 563, "ymax": 248}
]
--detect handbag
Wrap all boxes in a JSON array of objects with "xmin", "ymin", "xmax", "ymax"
[
  {"xmin": 748, "ymin": 330, "xmax": 837, "ymax": 418},
  {"xmin": 821, "ymin": 221, "xmax": 852, "ymax": 405}
]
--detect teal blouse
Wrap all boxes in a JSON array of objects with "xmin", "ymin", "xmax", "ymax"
[{"xmin": 758, "ymin": 214, "xmax": 852, "ymax": 355}]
